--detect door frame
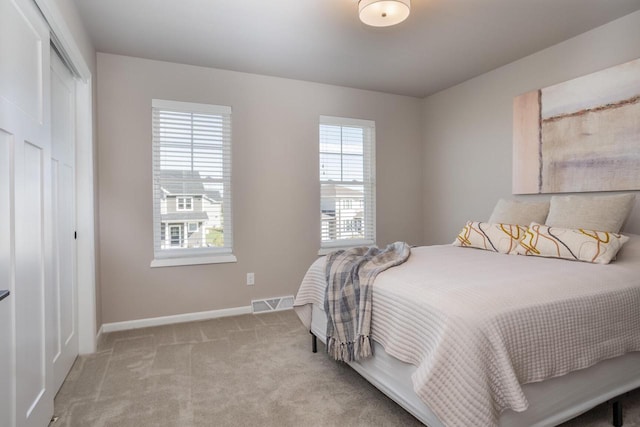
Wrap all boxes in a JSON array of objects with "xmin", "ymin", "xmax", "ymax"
[{"xmin": 34, "ymin": 0, "xmax": 97, "ymax": 354}]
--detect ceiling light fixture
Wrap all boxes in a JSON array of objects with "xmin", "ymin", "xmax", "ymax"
[{"xmin": 359, "ymin": 0, "xmax": 411, "ymax": 27}]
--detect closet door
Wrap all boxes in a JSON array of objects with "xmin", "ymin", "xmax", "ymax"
[
  {"xmin": 0, "ymin": 0, "xmax": 54, "ymax": 426},
  {"xmin": 0, "ymin": 127, "xmax": 13, "ymax": 427},
  {"xmin": 50, "ymin": 47, "xmax": 78, "ymax": 393}
]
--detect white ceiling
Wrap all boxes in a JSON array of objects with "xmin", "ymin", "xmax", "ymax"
[{"xmin": 73, "ymin": 0, "xmax": 640, "ymax": 98}]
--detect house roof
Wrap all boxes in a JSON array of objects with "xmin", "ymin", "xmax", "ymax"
[
  {"xmin": 321, "ymin": 184, "xmax": 364, "ymax": 198},
  {"xmin": 159, "ymin": 172, "xmax": 223, "ymax": 203},
  {"xmin": 161, "ymin": 212, "xmax": 209, "ymax": 222},
  {"xmin": 204, "ymin": 191, "xmax": 222, "ymax": 203},
  {"xmin": 159, "ymin": 171, "xmax": 206, "ymax": 195}
]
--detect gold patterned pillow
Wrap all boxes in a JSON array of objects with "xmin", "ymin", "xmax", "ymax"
[
  {"xmin": 516, "ymin": 223, "xmax": 629, "ymax": 264},
  {"xmin": 453, "ymin": 221, "xmax": 526, "ymax": 255}
]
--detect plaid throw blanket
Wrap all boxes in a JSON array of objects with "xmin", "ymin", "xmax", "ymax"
[{"xmin": 324, "ymin": 242, "xmax": 411, "ymax": 362}]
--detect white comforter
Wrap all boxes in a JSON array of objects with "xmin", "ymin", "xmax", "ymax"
[{"xmin": 294, "ymin": 236, "xmax": 640, "ymax": 427}]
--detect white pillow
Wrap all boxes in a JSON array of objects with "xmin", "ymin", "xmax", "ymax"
[
  {"xmin": 488, "ymin": 199, "xmax": 550, "ymax": 226},
  {"xmin": 517, "ymin": 223, "xmax": 629, "ymax": 264},
  {"xmin": 545, "ymin": 194, "xmax": 635, "ymax": 233},
  {"xmin": 453, "ymin": 221, "xmax": 526, "ymax": 255}
]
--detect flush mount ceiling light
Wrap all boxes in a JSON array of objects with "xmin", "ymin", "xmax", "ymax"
[{"xmin": 359, "ymin": 0, "xmax": 411, "ymax": 27}]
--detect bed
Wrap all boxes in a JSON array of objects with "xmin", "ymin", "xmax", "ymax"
[{"xmin": 294, "ymin": 234, "xmax": 640, "ymax": 426}]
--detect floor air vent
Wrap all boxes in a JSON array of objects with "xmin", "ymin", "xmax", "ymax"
[{"xmin": 251, "ymin": 295, "xmax": 294, "ymax": 313}]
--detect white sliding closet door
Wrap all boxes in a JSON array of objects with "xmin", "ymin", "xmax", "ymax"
[
  {"xmin": 0, "ymin": 0, "xmax": 54, "ymax": 425},
  {"xmin": 0, "ymin": 120, "xmax": 14, "ymax": 426},
  {"xmin": 50, "ymin": 47, "xmax": 78, "ymax": 393}
]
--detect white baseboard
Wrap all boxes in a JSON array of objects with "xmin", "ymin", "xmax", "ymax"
[
  {"xmin": 95, "ymin": 325, "xmax": 104, "ymax": 349},
  {"xmin": 100, "ymin": 305, "xmax": 252, "ymax": 334}
]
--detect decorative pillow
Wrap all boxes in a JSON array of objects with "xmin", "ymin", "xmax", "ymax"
[
  {"xmin": 488, "ymin": 199, "xmax": 550, "ymax": 226},
  {"xmin": 545, "ymin": 194, "xmax": 635, "ymax": 233},
  {"xmin": 516, "ymin": 223, "xmax": 630, "ymax": 264},
  {"xmin": 453, "ymin": 221, "xmax": 527, "ymax": 255}
]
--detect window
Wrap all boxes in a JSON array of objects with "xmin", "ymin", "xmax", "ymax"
[
  {"xmin": 177, "ymin": 197, "xmax": 193, "ymax": 211},
  {"xmin": 319, "ymin": 115, "xmax": 375, "ymax": 250},
  {"xmin": 151, "ymin": 99, "xmax": 235, "ymax": 267}
]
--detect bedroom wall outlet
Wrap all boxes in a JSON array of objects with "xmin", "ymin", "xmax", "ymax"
[{"xmin": 246, "ymin": 272, "xmax": 255, "ymax": 286}]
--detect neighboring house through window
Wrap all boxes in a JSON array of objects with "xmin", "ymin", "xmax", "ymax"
[
  {"xmin": 319, "ymin": 115, "xmax": 375, "ymax": 251},
  {"xmin": 151, "ymin": 99, "xmax": 235, "ymax": 267}
]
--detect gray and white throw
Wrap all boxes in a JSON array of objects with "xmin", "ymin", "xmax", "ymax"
[{"xmin": 324, "ymin": 242, "xmax": 411, "ymax": 362}]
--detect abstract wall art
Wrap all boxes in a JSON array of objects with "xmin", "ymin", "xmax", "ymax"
[{"xmin": 512, "ymin": 58, "xmax": 640, "ymax": 194}]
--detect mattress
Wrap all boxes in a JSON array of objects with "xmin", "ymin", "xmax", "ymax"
[{"xmin": 295, "ymin": 235, "xmax": 640, "ymax": 426}]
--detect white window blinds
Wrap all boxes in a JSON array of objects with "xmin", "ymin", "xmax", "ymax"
[
  {"xmin": 152, "ymin": 99, "xmax": 233, "ymax": 260},
  {"xmin": 319, "ymin": 115, "xmax": 375, "ymax": 249}
]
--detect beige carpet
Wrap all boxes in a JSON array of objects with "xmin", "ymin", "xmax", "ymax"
[{"xmin": 54, "ymin": 310, "xmax": 640, "ymax": 426}]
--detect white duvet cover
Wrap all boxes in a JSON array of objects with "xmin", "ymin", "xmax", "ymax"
[{"xmin": 294, "ymin": 236, "xmax": 640, "ymax": 427}]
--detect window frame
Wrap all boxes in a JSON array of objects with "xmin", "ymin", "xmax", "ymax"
[
  {"xmin": 319, "ymin": 115, "xmax": 376, "ymax": 254},
  {"xmin": 176, "ymin": 196, "xmax": 193, "ymax": 211},
  {"xmin": 150, "ymin": 99, "xmax": 236, "ymax": 267}
]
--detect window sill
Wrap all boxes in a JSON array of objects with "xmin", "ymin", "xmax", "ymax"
[{"xmin": 150, "ymin": 254, "xmax": 237, "ymax": 268}]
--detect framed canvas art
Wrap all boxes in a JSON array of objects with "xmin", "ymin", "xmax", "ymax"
[{"xmin": 513, "ymin": 58, "xmax": 640, "ymax": 194}]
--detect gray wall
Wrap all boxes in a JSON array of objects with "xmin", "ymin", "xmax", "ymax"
[
  {"xmin": 97, "ymin": 53, "xmax": 424, "ymax": 324},
  {"xmin": 97, "ymin": 9, "xmax": 640, "ymax": 325},
  {"xmin": 422, "ymin": 11, "xmax": 640, "ymax": 245}
]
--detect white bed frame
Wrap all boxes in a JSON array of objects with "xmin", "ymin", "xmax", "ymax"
[{"xmin": 310, "ymin": 304, "xmax": 640, "ymax": 427}]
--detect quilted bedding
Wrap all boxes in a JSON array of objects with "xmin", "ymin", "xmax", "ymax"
[{"xmin": 294, "ymin": 236, "xmax": 640, "ymax": 426}]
